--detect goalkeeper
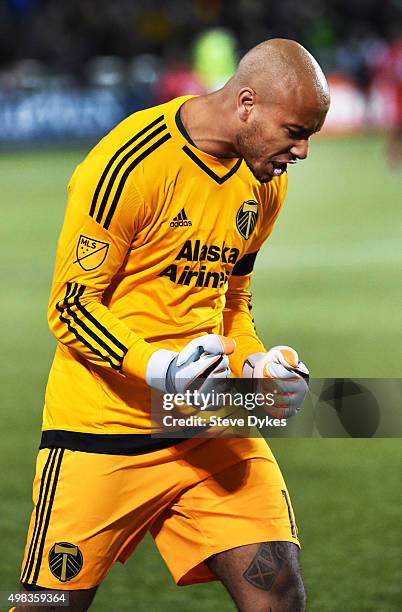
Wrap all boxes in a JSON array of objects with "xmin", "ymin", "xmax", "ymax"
[{"xmin": 16, "ymin": 38, "xmax": 329, "ymax": 612}]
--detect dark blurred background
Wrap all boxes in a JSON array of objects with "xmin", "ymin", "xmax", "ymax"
[{"xmin": 1, "ymin": 0, "xmax": 401, "ymax": 142}]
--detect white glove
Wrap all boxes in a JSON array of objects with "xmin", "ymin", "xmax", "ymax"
[
  {"xmin": 243, "ymin": 345, "xmax": 309, "ymax": 418},
  {"xmin": 146, "ymin": 334, "xmax": 235, "ymax": 400}
]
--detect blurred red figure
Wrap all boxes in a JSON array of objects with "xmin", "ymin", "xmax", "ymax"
[
  {"xmin": 154, "ymin": 62, "xmax": 206, "ymax": 104},
  {"xmin": 376, "ymin": 37, "xmax": 402, "ymax": 167}
]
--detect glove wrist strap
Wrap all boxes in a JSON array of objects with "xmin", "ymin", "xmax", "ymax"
[{"xmin": 146, "ymin": 349, "xmax": 178, "ymax": 393}]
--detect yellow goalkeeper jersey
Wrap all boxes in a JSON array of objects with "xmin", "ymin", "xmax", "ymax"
[{"xmin": 41, "ymin": 95, "xmax": 287, "ymax": 453}]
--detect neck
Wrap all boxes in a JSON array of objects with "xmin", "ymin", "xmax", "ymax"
[{"xmin": 180, "ymin": 91, "xmax": 239, "ymax": 159}]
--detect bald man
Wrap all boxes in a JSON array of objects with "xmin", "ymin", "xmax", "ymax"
[
  {"xmin": 16, "ymin": 39, "xmax": 329, "ymax": 612},
  {"xmin": 182, "ymin": 39, "xmax": 329, "ymax": 182}
]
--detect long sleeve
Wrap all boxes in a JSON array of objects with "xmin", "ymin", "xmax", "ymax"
[
  {"xmin": 223, "ymin": 173, "xmax": 288, "ymax": 376},
  {"xmin": 223, "ymin": 264, "xmax": 266, "ymax": 377},
  {"xmin": 48, "ymin": 151, "xmax": 157, "ymax": 381}
]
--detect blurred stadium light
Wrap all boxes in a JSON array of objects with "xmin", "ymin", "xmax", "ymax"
[
  {"xmin": 86, "ymin": 56, "xmax": 126, "ymax": 88},
  {"xmin": 193, "ymin": 28, "xmax": 237, "ymax": 90}
]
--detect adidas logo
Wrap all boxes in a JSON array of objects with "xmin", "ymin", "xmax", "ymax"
[{"xmin": 170, "ymin": 208, "xmax": 192, "ymax": 228}]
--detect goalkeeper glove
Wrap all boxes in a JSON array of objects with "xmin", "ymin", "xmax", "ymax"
[
  {"xmin": 146, "ymin": 334, "xmax": 235, "ymax": 399},
  {"xmin": 243, "ymin": 345, "xmax": 309, "ymax": 418}
]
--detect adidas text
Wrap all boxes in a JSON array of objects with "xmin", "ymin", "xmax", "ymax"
[{"xmin": 170, "ymin": 219, "xmax": 192, "ymax": 227}]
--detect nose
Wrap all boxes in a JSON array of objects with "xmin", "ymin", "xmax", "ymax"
[{"xmin": 290, "ymin": 139, "xmax": 309, "ymax": 160}]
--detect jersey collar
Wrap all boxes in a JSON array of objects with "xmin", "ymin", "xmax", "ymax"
[{"xmin": 166, "ymin": 96, "xmax": 242, "ymax": 184}]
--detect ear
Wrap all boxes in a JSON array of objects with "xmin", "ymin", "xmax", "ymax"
[{"xmin": 237, "ymin": 88, "xmax": 256, "ymax": 122}]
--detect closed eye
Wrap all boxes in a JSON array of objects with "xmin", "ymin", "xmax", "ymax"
[{"xmin": 288, "ymin": 128, "xmax": 308, "ymax": 140}]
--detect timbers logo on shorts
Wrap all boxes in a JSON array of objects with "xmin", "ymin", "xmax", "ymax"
[{"xmin": 48, "ymin": 542, "xmax": 83, "ymax": 582}]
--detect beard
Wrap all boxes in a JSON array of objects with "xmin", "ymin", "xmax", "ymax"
[
  {"xmin": 235, "ymin": 127, "xmax": 273, "ymax": 183},
  {"xmin": 243, "ymin": 157, "xmax": 273, "ymax": 183}
]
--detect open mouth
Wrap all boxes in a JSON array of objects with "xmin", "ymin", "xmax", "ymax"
[
  {"xmin": 270, "ymin": 159, "xmax": 299, "ymax": 176},
  {"xmin": 271, "ymin": 161, "xmax": 288, "ymax": 176}
]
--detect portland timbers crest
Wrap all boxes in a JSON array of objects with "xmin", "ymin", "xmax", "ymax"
[
  {"xmin": 48, "ymin": 542, "xmax": 83, "ymax": 582},
  {"xmin": 236, "ymin": 200, "xmax": 258, "ymax": 240}
]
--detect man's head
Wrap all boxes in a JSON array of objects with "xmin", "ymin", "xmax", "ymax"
[{"xmin": 228, "ymin": 39, "xmax": 330, "ymax": 183}]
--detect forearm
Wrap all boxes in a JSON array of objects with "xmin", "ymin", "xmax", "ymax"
[
  {"xmin": 49, "ymin": 283, "xmax": 157, "ymax": 381},
  {"xmin": 223, "ymin": 308, "xmax": 265, "ymax": 376},
  {"xmin": 223, "ymin": 270, "xmax": 266, "ymax": 376}
]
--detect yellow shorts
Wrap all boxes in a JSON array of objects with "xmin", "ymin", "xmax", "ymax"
[{"xmin": 20, "ymin": 437, "xmax": 299, "ymax": 589}]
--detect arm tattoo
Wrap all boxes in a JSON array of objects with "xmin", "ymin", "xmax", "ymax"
[{"xmin": 243, "ymin": 542, "xmax": 287, "ymax": 591}]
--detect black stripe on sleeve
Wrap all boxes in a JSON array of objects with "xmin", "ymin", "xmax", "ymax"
[
  {"xmin": 95, "ymin": 123, "xmax": 168, "ymax": 225},
  {"xmin": 89, "ymin": 115, "xmax": 164, "ymax": 218},
  {"xmin": 71, "ymin": 284, "xmax": 127, "ymax": 355},
  {"xmin": 231, "ymin": 251, "xmax": 258, "ymax": 276},
  {"xmin": 103, "ymin": 132, "xmax": 172, "ymax": 229},
  {"xmin": 32, "ymin": 449, "xmax": 64, "ymax": 584},
  {"xmin": 66, "ymin": 298, "xmax": 123, "ymax": 365},
  {"xmin": 56, "ymin": 284, "xmax": 123, "ymax": 370},
  {"xmin": 75, "ymin": 300, "xmax": 128, "ymax": 355},
  {"xmin": 65, "ymin": 281, "xmax": 78, "ymax": 301},
  {"xmin": 21, "ymin": 449, "xmax": 58, "ymax": 584},
  {"xmin": 57, "ymin": 308, "xmax": 122, "ymax": 370}
]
